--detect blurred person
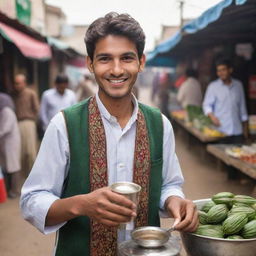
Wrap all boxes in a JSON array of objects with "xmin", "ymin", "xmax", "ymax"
[
  {"xmin": 177, "ymin": 69, "xmax": 202, "ymax": 109},
  {"xmin": 13, "ymin": 74, "xmax": 39, "ymax": 177},
  {"xmin": 40, "ymin": 74, "xmax": 77, "ymax": 131},
  {"xmin": 158, "ymin": 72, "xmax": 170, "ymax": 118},
  {"xmin": 174, "ymin": 74, "xmax": 186, "ymax": 89},
  {"xmin": 203, "ymin": 59, "xmax": 248, "ymax": 144},
  {"xmin": 75, "ymin": 74, "xmax": 96, "ymax": 102},
  {"xmin": 21, "ymin": 13, "xmax": 198, "ymax": 256},
  {"xmin": 0, "ymin": 94, "xmax": 21, "ymax": 198},
  {"xmin": 151, "ymin": 71, "xmax": 160, "ymax": 102},
  {"xmin": 0, "ymin": 92, "xmax": 15, "ymax": 110}
]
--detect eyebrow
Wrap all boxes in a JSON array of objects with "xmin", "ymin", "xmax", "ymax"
[{"xmin": 95, "ymin": 52, "xmax": 137, "ymax": 59}]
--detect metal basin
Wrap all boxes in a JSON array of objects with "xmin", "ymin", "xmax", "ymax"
[
  {"xmin": 181, "ymin": 199, "xmax": 256, "ymax": 256},
  {"xmin": 131, "ymin": 226, "xmax": 170, "ymax": 248}
]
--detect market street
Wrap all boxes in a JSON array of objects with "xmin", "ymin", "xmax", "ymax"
[{"xmin": 0, "ymin": 86, "xmax": 254, "ymax": 256}]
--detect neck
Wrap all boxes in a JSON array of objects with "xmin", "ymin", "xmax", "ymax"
[
  {"xmin": 222, "ymin": 77, "xmax": 232, "ymax": 85},
  {"xmin": 98, "ymin": 92, "xmax": 134, "ymax": 128}
]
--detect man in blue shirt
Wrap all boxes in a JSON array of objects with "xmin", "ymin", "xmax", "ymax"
[{"xmin": 203, "ymin": 59, "xmax": 249, "ymax": 144}]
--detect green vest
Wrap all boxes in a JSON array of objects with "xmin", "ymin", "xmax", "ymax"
[{"xmin": 55, "ymin": 99, "xmax": 163, "ymax": 256}]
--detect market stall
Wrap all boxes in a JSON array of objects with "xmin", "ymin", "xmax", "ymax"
[
  {"xmin": 171, "ymin": 108, "xmax": 225, "ymax": 143},
  {"xmin": 207, "ymin": 144, "xmax": 256, "ymax": 178},
  {"xmin": 207, "ymin": 144, "xmax": 256, "ymax": 195}
]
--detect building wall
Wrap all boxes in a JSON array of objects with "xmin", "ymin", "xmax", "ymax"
[
  {"xmin": 0, "ymin": 0, "xmax": 16, "ymax": 19},
  {"xmin": 45, "ymin": 4, "xmax": 66, "ymax": 37},
  {"xmin": 61, "ymin": 25, "xmax": 88, "ymax": 55},
  {"xmin": 30, "ymin": 0, "xmax": 45, "ymax": 34}
]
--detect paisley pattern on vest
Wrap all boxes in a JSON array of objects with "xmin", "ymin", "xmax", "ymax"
[{"xmin": 88, "ymin": 96, "xmax": 151, "ymax": 256}]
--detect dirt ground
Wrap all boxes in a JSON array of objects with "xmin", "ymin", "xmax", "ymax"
[{"xmin": 0, "ymin": 87, "xmax": 255, "ymax": 256}]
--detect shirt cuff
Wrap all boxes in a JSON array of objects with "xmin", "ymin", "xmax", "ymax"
[
  {"xmin": 203, "ymin": 107, "xmax": 213, "ymax": 116},
  {"xmin": 241, "ymin": 114, "xmax": 248, "ymax": 122},
  {"xmin": 21, "ymin": 193, "xmax": 66, "ymax": 234}
]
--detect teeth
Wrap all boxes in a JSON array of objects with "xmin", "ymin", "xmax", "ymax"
[{"xmin": 109, "ymin": 79, "xmax": 126, "ymax": 83}]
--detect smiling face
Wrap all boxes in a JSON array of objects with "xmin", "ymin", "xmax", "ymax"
[{"xmin": 87, "ymin": 35, "xmax": 145, "ymax": 101}]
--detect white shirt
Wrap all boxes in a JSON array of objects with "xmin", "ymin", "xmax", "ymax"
[
  {"xmin": 40, "ymin": 88, "xmax": 77, "ymax": 131},
  {"xmin": 20, "ymin": 93, "xmax": 184, "ymax": 235},
  {"xmin": 203, "ymin": 78, "xmax": 248, "ymax": 135},
  {"xmin": 177, "ymin": 77, "xmax": 202, "ymax": 108}
]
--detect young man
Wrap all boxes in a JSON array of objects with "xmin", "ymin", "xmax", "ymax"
[
  {"xmin": 203, "ymin": 59, "xmax": 249, "ymax": 144},
  {"xmin": 40, "ymin": 74, "xmax": 77, "ymax": 132},
  {"xmin": 20, "ymin": 13, "xmax": 198, "ymax": 256}
]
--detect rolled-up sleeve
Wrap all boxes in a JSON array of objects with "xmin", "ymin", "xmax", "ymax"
[
  {"xmin": 203, "ymin": 84, "xmax": 215, "ymax": 115},
  {"xmin": 160, "ymin": 115, "xmax": 184, "ymax": 212},
  {"xmin": 20, "ymin": 112, "xmax": 69, "ymax": 234}
]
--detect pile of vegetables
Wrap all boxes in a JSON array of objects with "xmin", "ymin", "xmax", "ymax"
[
  {"xmin": 195, "ymin": 192, "xmax": 256, "ymax": 239},
  {"xmin": 186, "ymin": 105, "xmax": 212, "ymax": 129}
]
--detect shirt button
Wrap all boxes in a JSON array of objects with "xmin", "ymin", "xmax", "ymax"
[{"xmin": 119, "ymin": 163, "xmax": 125, "ymax": 168}]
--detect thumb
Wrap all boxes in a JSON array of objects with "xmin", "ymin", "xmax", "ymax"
[{"xmin": 172, "ymin": 217, "xmax": 181, "ymax": 228}]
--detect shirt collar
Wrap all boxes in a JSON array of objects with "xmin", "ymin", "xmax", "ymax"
[
  {"xmin": 54, "ymin": 88, "xmax": 67, "ymax": 96},
  {"xmin": 219, "ymin": 78, "xmax": 234, "ymax": 87},
  {"xmin": 95, "ymin": 92, "xmax": 139, "ymax": 124}
]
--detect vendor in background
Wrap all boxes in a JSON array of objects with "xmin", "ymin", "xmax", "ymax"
[
  {"xmin": 177, "ymin": 69, "xmax": 202, "ymax": 109},
  {"xmin": 203, "ymin": 59, "xmax": 249, "ymax": 144},
  {"xmin": 40, "ymin": 74, "xmax": 77, "ymax": 132}
]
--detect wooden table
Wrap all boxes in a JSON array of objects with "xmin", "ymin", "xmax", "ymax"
[
  {"xmin": 171, "ymin": 116, "xmax": 223, "ymax": 143},
  {"xmin": 207, "ymin": 144, "xmax": 256, "ymax": 180}
]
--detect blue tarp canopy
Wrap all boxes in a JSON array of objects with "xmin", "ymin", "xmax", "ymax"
[{"xmin": 146, "ymin": 0, "xmax": 248, "ymax": 67}]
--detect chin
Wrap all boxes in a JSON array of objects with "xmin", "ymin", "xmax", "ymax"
[{"xmin": 105, "ymin": 90, "xmax": 132, "ymax": 99}]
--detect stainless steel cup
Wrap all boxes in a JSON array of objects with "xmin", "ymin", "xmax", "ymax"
[
  {"xmin": 110, "ymin": 182, "xmax": 141, "ymax": 229},
  {"xmin": 110, "ymin": 181, "xmax": 141, "ymax": 204}
]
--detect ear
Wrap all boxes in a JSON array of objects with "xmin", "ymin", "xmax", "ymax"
[
  {"xmin": 138, "ymin": 54, "xmax": 146, "ymax": 72},
  {"xmin": 86, "ymin": 56, "xmax": 94, "ymax": 73}
]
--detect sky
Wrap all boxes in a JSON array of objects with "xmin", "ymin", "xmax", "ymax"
[{"xmin": 46, "ymin": 0, "xmax": 222, "ymax": 52}]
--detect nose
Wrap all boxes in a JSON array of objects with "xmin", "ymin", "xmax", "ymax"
[{"xmin": 110, "ymin": 59, "xmax": 124, "ymax": 77}]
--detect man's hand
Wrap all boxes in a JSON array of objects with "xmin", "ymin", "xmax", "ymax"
[
  {"xmin": 77, "ymin": 187, "xmax": 137, "ymax": 227},
  {"xmin": 208, "ymin": 113, "xmax": 221, "ymax": 127},
  {"xmin": 165, "ymin": 196, "xmax": 198, "ymax": 232},
  {"xmin": 46, "ymin": 187, "xmax": 137, "ymax": 227}
]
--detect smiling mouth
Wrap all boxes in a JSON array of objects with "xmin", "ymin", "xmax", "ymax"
[{"xmin": 107, "ymin": 78, "xmax": 128, "ymax": 84}]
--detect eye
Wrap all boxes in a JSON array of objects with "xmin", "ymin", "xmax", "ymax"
[
  {"xmin": 98, "ymin": 56, "xmax": 110, "ymax": 63},
  {"xmin": 122, "ymin": 56, "xmax": 135, "ymax": 62}
]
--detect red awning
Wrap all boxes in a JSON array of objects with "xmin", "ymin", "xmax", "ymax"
[{"xmin": 0, "ymin": 21, "xmax": 51, "ymax": 60}]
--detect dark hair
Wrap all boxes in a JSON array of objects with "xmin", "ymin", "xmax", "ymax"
[
  {"xmin": 215, "ymin": 59, "xmax": 232, "ymax": 68},
  {"xmin": 55, "ymin": 74, "xmax": 69, "ymax": 84},
  {"xmin": 85, "ymin": 12, "xmax": 145, "ymax": 60},
  {"xmin": 186, "ymin": 69, "xmax": 197, "ymax": 78}
]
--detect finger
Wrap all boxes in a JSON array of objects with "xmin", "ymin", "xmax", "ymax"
[
  {"xmin": 175, "ymin": 202, "xmax": 196, "ymax": 230},
  {"xmin": 182, "ymin": 211, "xmax": 199, "ymax": 232},
  {"xmin": 107, "ymin": 191, "xmax": 137, "ymax": 209},
  {"xmin": 172, "ymin": 218, "xmax": 181, "ymax": 228},
  {"xmin": 97, "ymin": 209, "xmax": 133, "ymax": 224},
  {"xmin": 100, "ymin": 219, "xmax": 120, "ymax": 227},
  {"xmin": 104, "ymin": 201, "xmax": 137, "ymax": 218}
]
